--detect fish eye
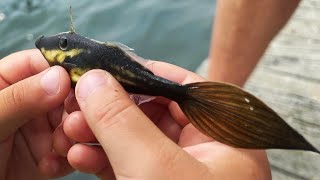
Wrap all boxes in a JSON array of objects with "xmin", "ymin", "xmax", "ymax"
[{"xmin": 59, "ymin": 36, "xmax": 68, "ymax": 50}]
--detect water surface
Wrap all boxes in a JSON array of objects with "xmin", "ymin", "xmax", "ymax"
[{"xmin": 0, "ymin": 0, "xmax": 216, "ymax": 71}]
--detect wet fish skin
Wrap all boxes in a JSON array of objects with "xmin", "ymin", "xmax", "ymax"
[{"xmin": 35, "ymin": 31, "xmax": 319, "ymax": 154}]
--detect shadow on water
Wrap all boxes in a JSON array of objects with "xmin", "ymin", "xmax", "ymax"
[{"xmin": 0, "ymin": 0, "xmax": 216, "ymax": 179}]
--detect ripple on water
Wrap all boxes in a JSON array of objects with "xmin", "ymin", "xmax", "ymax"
[{"xmin": 0, "ymin": 12, "xmax": 6, "ymax": 22}]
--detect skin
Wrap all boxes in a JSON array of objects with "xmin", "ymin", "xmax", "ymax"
[
  {"xmin": 0, "ymin": 50, "xmax": 271, "ymax": 180},
  {"xmin": 55, "ymin": 61, "xmax": 271, "ymax": 179},
  {"xmin": 208, "ymin": 0, "xmax": 301, "ymax": 86},
  {"xmin": 0, "ymin": 50, "xmax": 74, "ymax": 179}
]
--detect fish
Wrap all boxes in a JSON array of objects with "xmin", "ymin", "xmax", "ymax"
[{"xmin": 34, "ymin": 7, "xmax": 319, "ymax": 154}]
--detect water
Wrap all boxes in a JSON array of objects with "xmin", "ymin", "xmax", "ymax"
[
  {"xmin": 0, "ymin": 0, "xmax": 216, "ymax": 179},
  {"xmin": 0, "ymin": 0, "xmax": 215, "ymax": 71}
]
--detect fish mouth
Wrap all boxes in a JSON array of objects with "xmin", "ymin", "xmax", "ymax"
[{"xmin": 35, "ymin": 35, "xmax": 44, "ymax": 49}]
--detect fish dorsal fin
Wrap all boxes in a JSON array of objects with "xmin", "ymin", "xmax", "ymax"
[
  {"xmin": 69, "ymin": 6, "xmax": 76, "ymax": 33},
  {"xmin": 107, "ymin": 41, "xmax": 134, "ymax": 51},
  {"xmin": 105, "ymin": 41, "xmax": 154, "ymax": 75}
]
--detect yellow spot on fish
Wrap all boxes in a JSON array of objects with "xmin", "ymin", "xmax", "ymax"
[
  {"xmin": 110, "ymin": 64, "xmax": 136, "ymax": 78},
  {"xmin": 40, "ymin": 48, "xmax": 83, "ymax": 64},
  {"xmin": 114, "ymin": 75, "xmax": 137, "ymax": 86},
  {"xmin": 70, "ymin": 68, "xmax": 89, "ymax": 83},
  {"xmin": 124, "ymin": 70, "xmax": 136, "ymax": 78}
]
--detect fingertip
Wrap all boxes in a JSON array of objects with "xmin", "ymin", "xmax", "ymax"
[
  {"xmin": 38, "ymin": 66, "xmax": 70, "ymax": 97},
  {"xmin": 39, "ymin": 152, "xmax": 74, "ymax": 178},
  {"xmin": 28, "ymin": 49, "xmax": 50, "ymax": 73},
  {"xmin": 75, "ymin": 70, "xmax": 117, "ymax": 103},
  {"xmin": 0, "ymin": 49, "xmax": 49, "ymax": 86},
  {"xmin": 67, "ymin": 144, "xmax": 109, "ymax": 174},
  {"xmin": 63, "ymin": 111, "xmax": 96, "ymax": 142}
]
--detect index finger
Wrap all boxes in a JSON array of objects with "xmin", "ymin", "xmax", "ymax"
[
  {"xmin": 145, "ymin": 60, "xmax": 205, "ymax": 84},
  {"xmin": 145, "ymin": 60, "xmax": 205, "ymax": 126},
  {"xmin": 0, "ymin": 49, "xmax": 49, "ymax": 89}
]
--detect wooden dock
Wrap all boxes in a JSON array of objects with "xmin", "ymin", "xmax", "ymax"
[{"xmin": 196, "ymin": 0, "xmax": 320, "ymax": 179}]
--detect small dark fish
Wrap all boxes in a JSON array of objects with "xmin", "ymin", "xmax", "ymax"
[
  {"xmin": 34, "ymin": 31, "xmax": 319, "ymax": 154},
  {"xmin": 34, "ymin": 8, "xmax": 319, "ymax": 153}
]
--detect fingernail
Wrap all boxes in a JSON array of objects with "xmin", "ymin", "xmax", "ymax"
[
  {"xmin": 77, "ymin": 71, "xmax": 108, "ymax": 100},
  {"xmin": 41, "ymin": 67, "xmax": 61, "ymax": 95}
]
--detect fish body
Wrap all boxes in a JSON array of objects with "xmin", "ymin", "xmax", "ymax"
[
  {"xmin": 35, "ymin": 31, "xmax": 319, "ymax": 154},
  {"xmin": 36, "ymin": 32, "xmax": 186, "ymax": 100}
]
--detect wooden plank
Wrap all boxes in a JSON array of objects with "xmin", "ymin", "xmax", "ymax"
[{"xmin": 196, "ymin": 0, "xmax": 320, "ymax": 179}]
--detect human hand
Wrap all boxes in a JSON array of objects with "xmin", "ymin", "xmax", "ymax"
[
  {"xmin": 0, "ymin": 50, "xmax": 74, "ymax": 179},
  {"xmin": 58, "ymin": 61, "xmax": 271, "ymax": 179}
]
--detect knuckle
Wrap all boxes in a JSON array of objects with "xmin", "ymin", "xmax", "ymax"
[
  {"xmin": 10, "ymin": 82, "xmax": 26, "ymax": 109},
  {"xmin": 0, "ymin": 81, "xmax": 28, "ymax": 120}
]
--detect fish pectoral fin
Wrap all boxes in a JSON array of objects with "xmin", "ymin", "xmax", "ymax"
[{"xmin": 62, "ymin": 62, "xmax": 77, "ymax": 70}]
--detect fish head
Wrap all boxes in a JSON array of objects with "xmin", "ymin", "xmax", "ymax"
[
  {"xmin": 35, "ymin": 31, "xmax": 104, "ymax": 85},
  {"xmin": 35, "ymin": 31, "xmax": 89, "ymax": 67}
]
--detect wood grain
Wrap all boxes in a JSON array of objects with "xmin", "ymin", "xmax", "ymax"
[{"xmin": 196, "ymin": 0, "xmax": 320, "ymax": 179}]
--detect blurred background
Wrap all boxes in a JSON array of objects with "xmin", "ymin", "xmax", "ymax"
[
  {"xmin": 1, "ymin": 0, "xmax": 320, "ymax": 179},
  {"xmin": 0, "ymin": 0, "xmax": 214, "ymax": 71}
]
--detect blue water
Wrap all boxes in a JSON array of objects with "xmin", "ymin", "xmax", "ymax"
[
  {"xmin": 0, "ymin": 0, "xmax": 215, "ymax": 71},
  {"xmin": 0, "ymin": 0, "xmax": 216, "ymax": 179}
]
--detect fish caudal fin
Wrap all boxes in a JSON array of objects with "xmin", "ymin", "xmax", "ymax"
[{"xmin": 177, "ymin": 82, "xmax": 319, "ymax": 153}]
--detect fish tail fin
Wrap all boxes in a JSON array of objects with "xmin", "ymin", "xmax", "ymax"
[{"xmin": 176, "ymin": 82, "xmax": 319, "ymax": 153}]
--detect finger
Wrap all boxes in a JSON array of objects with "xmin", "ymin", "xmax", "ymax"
[
  {"xmin": 146, "ymin": 61, "xmax": 205, "ymax": 127},
  {"xmin": 47, "ymin": 105, "xmax": 65, "ymax": 130},
  {"xmin": 64, "ymin": 89, "xmax": 80, "ymax": 114},
  {"xmin": 53, "ymin": 123, "xmax": 75, "ymax": 157},
  {"xmin": 66, "ymin": 104, "xmax": 181, "ymax": 144},
  {"xmin": 20, "ymin": 115, "xmax": 54, "ymax": 162},
  {"xmin": 75, "ymin": 70, "xmax": 208, "ymax": 179},
  {"xmin": 39, "ymin": 152, "xmax": 74, "ymax": 179},
  {"xmin": 145, "ymin": 61, "xmax": 203, "ymax": 84},
  {"xmin": 0, "ymin": 135, "xmax": 14, "ymax": 177},
  {"xmin": 0, "ymin": 49, "xmax": 48, "ymax": 89},
  {"xmin": 156, "ymin": 111, "xmax": 182, "ymax": 143},
  {"xmin": 63, "ymin": 111, "xmax": 97, "ymax": 143},
  {"xmin": 5, "ymin": 132, "xmax": 44, "ymax": 180},
  {"xmin": 179, "ymin": 123, "xmax": 213, "ymax": 147},
  {"xmin": 0, "ymin": 66, "xmax": 70, "ymax": 141},
  {"xmin": 183, "ymin": 142, "xmax": 271, "ymax": 179},
  {"xmin": 138, "ymin": 102, "xmax": 167, "ymax": 124},
  {"xmin": 139, "ymin": 102, "xmax": 182, "ymax": 142},
  {"xmin": 67, "ymin": 144, "xmax": 113, "ymax": 178}
]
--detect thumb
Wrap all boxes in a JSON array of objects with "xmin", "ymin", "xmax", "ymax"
[
  {"xmin": 75, "ymin": 70, "xmax": 207, "ymax": 179},
  {"xmin": 0, "ymin": 66, "xmax": 70, "ymax": 141}
]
